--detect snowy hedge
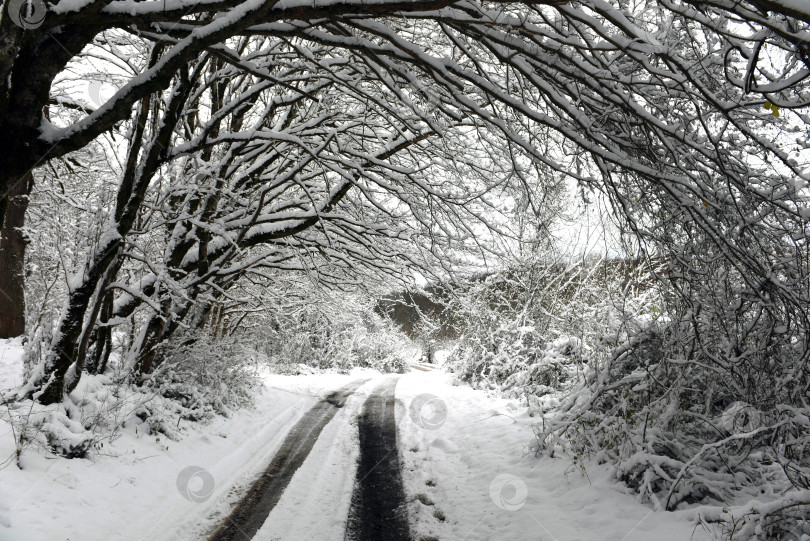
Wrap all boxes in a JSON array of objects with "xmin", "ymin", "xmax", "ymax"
[{"xmin": 447, "ymin": 256, "xmax": 810, "ymax": 538}]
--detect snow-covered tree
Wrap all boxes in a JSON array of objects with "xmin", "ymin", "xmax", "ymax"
[{"xmin": 2, "ymin": 0, "xmax": 809, "ymax": 531}]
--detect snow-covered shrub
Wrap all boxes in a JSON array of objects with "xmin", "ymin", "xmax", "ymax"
[
  {"xmin": 447, "ymin": 256, "xmax": 658, "ymax": 402},
  {"xmin": 1, "ymin": 403, "xmax": 95, "ymax": 461},
  {"xmin": 451, "ymin": 323, "xmax": 582, "ymax": 397},
  {"xmin": 259, "ymin": 299, "xmax": 412, "ymax": 374},
  {"xmin": 447, "ymin": 251, "xmax": 809, "ymax": 535},
  {"xmin": 537, "ymin": 255, "xmax": 810, "ymax": 537},
  {"xmin": 143, "ymin": 331, "xmax": 261, "ymax": 420},
  {"xmin": 334, "ymin": 321, "xmax": 411, "ymax": 373},
  {"xmin": 3, "ymin": 327, "xmax": 264, "ymax": 461}
]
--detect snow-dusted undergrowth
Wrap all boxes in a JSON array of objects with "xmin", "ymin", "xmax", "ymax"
[
  {"xmin": 2, "ymin": 333, "xmax": 261, "ymax": 466},
  {"xmin": 445, "ymin": 258, "xmax": 810, "ymax": 540},
  {"xmin": 257, "ymin": 302, "xmax": 413, "ymax": 375}
]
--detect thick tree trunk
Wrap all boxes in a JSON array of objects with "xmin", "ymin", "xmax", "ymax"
[
  {"xmin": 87, "ymin": 292, "xmax": 114, "ymax": 374},
  {"xmin": 133, "ymin": 296, "xmax": 173, "ymax": 376},
  {"xmin": 0, "ymin": 172, "xmax": 33, "ymax": 338},
  {"xmin": 65, "ymin": 255, "xmax": 122, "ymax": 394},
  {"xmin": 37, "ymin": 234, "xmax": 122, "ymax": 404}
]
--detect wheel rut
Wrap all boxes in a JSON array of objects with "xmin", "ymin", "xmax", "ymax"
[
  {"xmin": 345, "ymin": 377, "xmax": 411, "ymax": 541},
  {"xmin": 209, "ymin": 378, "xmax": 368, "ymax": 541}
]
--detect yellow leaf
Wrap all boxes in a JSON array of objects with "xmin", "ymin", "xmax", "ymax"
[
  {"xmin": 763, "ymin": 101, "xmax": 772, "ymax": 110},
  {"xmin": 773, "ymin": 107, "xmax": 780, "ymax": 117},
  {"xmin": 702, "ymin": 200, "xmax": 709, "ymax": 207}
]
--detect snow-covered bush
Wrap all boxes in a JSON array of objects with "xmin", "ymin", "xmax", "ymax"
[
  {"xmin": 451, "ymin": 324, "xmax": 582, "ymax": 397},
  {"xmin": 537, "ymin": 255, "xmax": 810, "ymax": 538},
  {"xmin": 1, "ymin": 403, "xmax": 96, "ymax": 461},
  {"xmin": 144, "ymin": 331, "xmax": 261, "ymax": 417},
  {"xmin": 447, "ymin": 256, "xmax": 658, "ymax": 402},
  {"xmin": 2, "ymin": 329, "xmax": 264, "ymax": 461},
  {"xmin": 259, "ymin": 296, "xmax": 412, "ymax": 374},
  {"xmin": 447, "ymin": 248, "xmax": 809, "ymax": 535}
]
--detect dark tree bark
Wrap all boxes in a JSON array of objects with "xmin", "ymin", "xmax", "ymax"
[
  {"xmin": 65, "ymin": 253, "xmax": 122, "ymax": 394},
  {"xmin": 33, "ymin": 50, "xmax": 194, "ymax": 403},
  {"xmin": 36, "ymin": 234, "xmax": 122, "ymax": 404},
  {"xmin": 133, "ymin": 296, "xmax": 173, "ymax": 376},
  {"xmin": 87, "ymin": 292, "xmax": 114, "ymax": 374},
  {"xmin": 0, "ymin": 172, "xmax": 33, "ymax": 338}
]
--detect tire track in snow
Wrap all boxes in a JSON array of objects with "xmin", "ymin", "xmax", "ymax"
[
  {"xmin": 345, "ymin": 377, "xmax": 411, "ymax": 541},
  {"xmin": 209, "ymin": 379, "xmax": 368, "ymax": 541}
]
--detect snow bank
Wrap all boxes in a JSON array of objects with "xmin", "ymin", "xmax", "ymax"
[
  {"xmin": 0, "ymin": 339, "xmax": 362, "ymax": 540},
  {"xmin": 395, "ymin": 370, "xmax": 713, "ymax": 540}
]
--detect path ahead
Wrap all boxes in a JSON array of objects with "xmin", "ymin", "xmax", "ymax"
[
  {"xmin": 209, "ymin": 377, "xmax": 410, "ymax": 541},
  {"xmin": 345, "ymin": 377, "xmax": 410, "ymax": 540},
  {"xmin": 209, "ymin": 379, "xmax": 369, "ymax": 541},
  {"xmin": 0, "ymin": 343, "xmax": 718, "ymax": 541}
]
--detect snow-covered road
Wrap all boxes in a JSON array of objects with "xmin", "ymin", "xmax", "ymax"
[
  {"xmin": 211, "ymin": 378, "xmax": 370, "ymax": 540},
  {"xmin": 346, "ymin": 377, "xmax": 410, "ymax": 541},
  {"xmin": 0, "ymin": 340, "xmax": 712, "ymax": 540}
]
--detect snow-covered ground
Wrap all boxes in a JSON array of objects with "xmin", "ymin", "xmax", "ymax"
[{"xmin": 0, "ymin": 339, "xmax": 711, "ymax": 540}]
